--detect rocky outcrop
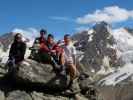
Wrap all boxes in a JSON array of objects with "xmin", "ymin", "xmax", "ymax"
[
  {"xmin": 0, "ymin": 58, "xmax": 95, "ymax": 99},
  {"xmin": 15, "ymin": 59, "xmax": 68, "ymax": 90}
]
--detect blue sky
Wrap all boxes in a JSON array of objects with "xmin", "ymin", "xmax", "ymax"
[{"xmin": 0, "ymin": 0, "xmax": 133, "ymax": 39}]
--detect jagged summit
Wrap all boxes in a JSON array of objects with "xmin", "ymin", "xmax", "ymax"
[
  {"xmin": 93, "ymin": 21, "xmax": 111, "ymax": 32},
  {"xmin": 73, "ymin": 22, "xmax": 117, "ymax": 73}
]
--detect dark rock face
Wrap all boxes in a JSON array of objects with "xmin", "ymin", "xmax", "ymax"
[
  {"xmin": 73, "ymin": 22, "xmax": 118, "ymax": 73},
  {"xmin": 0, "ymin": 32, "xmax": 14, "ymax": 51}
]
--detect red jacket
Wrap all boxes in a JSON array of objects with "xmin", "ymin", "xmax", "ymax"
[{"xmin": 40, "ymin": 42, "xmax": 64, "ymax": 55}]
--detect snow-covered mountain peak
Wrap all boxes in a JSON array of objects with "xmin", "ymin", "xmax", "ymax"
[
  {"xmin": 97, "ymin": 27, "xmax": 133, "ymax": 86},
  {"xmin": 93, "ymin": 21, "xmax": 112, "ymax": 33},
  {"xmin": 112, "ymin": 28, "xmax": 133, "ymax": 47},
  {"xmin": 12, "ymin": 28, "xmax": 39, "ymax": 47}
]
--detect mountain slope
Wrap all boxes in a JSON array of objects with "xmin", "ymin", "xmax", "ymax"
[
  {"xmin": 73, "ymin": 22, "xmax": 118, "ymax": 74},
  {"xmin": 73, "ymin": 22, "xmax": 133, "ymax": 86},
  {"xmin": 98, "ymin": 27, "xmax": 133, "ymax": 86}
]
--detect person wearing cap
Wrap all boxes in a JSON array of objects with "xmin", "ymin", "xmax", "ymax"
[
  {"xmin": 29, "ymin": 29, "xmax": 47, "ymax": 60},
  {"xmin": 35, "ymin": 29, "xmax": 47, "ymax": 44}
]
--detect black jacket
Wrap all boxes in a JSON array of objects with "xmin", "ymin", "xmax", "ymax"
[
  {"xmin": 34, "ymin": 37, "xmax": 46, "ymax": 44},
  {"xmin": 9, "ymin": 41, "xmax": 26, "ymax": 63}
]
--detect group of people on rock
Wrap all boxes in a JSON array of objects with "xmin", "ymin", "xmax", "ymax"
[{"xmin": 8, "ymin": 29, "xmax": 79, "ymax": 91}]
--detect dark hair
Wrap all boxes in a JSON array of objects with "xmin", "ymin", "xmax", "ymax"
[
  {"xmin": 48, "ymin": 34, "xmax": 54, "ymax": 39},
  {"xmin": 64, "ymin": 34, "xmax": 71, "ymax": 38},
  {"xmin": 14, "ymin": 33, "xmax": 22, "ymax": 42},
  {"xmin": 40, "ymin": 29, "xmax": 47, "ymax": 34}
]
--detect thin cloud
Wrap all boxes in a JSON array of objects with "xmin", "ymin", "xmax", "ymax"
[
  {"xmin": 77, "ymin": 6, "xmax": 133, "ymax": 24},
  {"xmin": 75, "ymin": 26, "xmax": 90, "ymax": 32},
  {"xmin": 49, "ymin": 16, "xmax": 74, "ymax": 22}
]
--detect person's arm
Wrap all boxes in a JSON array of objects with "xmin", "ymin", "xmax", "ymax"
[
  {"xmin": 22, "ymin": 43, "xmax": 26, "ymax": 59},
  {"xmin": 9, "ymin": 43, "xmax": 14, "ymax": 59},
  {"xmin": 72, "ymin": 46, "xmax": 77, "ymax": 66},
  {"xmin": 60, "ymin": 50, "xmax": 65, "ymax": 65}
]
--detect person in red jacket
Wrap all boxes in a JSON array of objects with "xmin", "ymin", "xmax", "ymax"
[
  {"xmin": 40, "ymin": 34, "xmax": 64, "ymax": 72},
  {"xmin": 35, "ymin": 29, "xmax": 47, "ymax": 44}
]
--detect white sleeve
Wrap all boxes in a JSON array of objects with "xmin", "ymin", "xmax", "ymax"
[{"xmin": 72, "ymin": 46, "xmax": 76, "ymax": 55}]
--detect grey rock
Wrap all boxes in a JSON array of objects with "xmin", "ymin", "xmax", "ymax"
[
  {"xmin": 79, "ymin": 77, "xmax": 94, "ymax": 90},
  {"xmin": 16, "ymin": 59, "xmax": 68, "ymax": 89},
  {"xmin": 69, "ymin": 78, "xmax": 81, "ymax": 94},
  {"xmin": 6, "ymin": 90, "xmax": 32, "ymax": 100},
  {"xmin": 31, "ymin": 91, "xmax": 69, "ymax": 100},
  {"xmin": 0, "ymin": 90, "xmax": 5, "ymax": 100},
  {"xmin": 98, "ymin": 83, "xmax": 133, "ymax": 100},
  {"xmin": 74, "ymin": 94, "xmax": 88, "ymax": 100}
]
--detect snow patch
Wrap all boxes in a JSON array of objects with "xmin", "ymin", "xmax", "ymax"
[
  {"xmin": 97, "ymin": 56, "xmax": 114, "ymax": 75},
  {"xmin": 87, "ymin": 29, "xmax": 94, "ymax": 35},
  {"xmin": 98, "ymin": 63, "xmax": 133, "ymax": 86},
  {"xmin": 88, "ymin": 35, "xmax": 93, "ymax": 42}
]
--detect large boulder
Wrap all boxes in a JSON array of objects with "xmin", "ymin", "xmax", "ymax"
[{"xmin": 15, "ymin": 59, "xmax": 68, "ymax": 90}]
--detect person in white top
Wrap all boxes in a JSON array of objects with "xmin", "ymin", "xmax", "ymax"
[{"xmin": 62, "ymin": 34, "xmax": 78, "ymax": 81}]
